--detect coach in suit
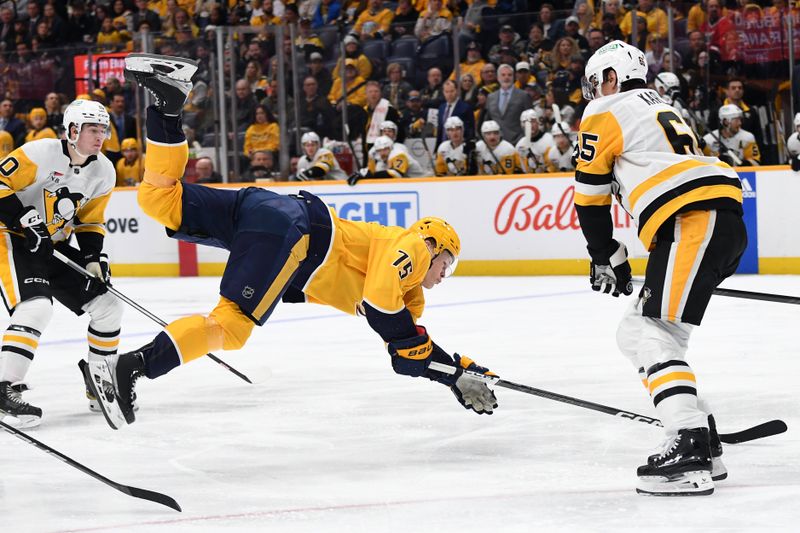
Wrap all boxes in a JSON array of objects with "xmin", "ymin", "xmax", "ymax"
[
  {"xmin": 484, "ymin": 64, "xmax": 533, "ymax": 144},
  {"xmin": 436, "ymin": 79, "xmax": 475, "ymax": 147}
]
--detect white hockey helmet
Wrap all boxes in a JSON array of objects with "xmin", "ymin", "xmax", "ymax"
[
  {"xmin": 481, "ymin": 120, "xmax": 501, "ymax": 134},
  {"xmin": 444, "ymin": 116, "xmax": 464, "ymax": 130},
  {"xmin": 520, "ymin": 108, "xmax": 542, "ymax": 126},
  {"xmin": 374, "ymin": 135, "xmax": 394, "ymax": 151},
  {"xmin": 794, "ymin": 112, "xmax": 800, "ymax": 132},
  {"xmin": 582, "ymin": 40, "xmax": 647, "ymax": 100},
  {"xmin": 63, "ymin": 99, "xmax": 111, "ymax": 142},
  {"xmin": 654, "ymin": 72, "xmax": 680, "ymax": 104},
  {"xmin": 379, "ymin": 120, "xmax": 398, "ymax": 133},
  {"xmin": 301, "ymin": 131, "xmax": 320, "ymax": 145},
  {"xmin": 551, "ymin": 121, "xmax": 571, "ymax": 137},
  {"xmin": 718, "ymin": 104, "xmax": 743, "ymax": 126}
]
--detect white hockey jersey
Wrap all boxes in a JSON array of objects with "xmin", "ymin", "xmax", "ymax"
[
  {"xmin": 788, "ymin": 132, "xmax": 800, "ymax": 156},
  {"xmin": 516, "ymin": 131, "xmax": 554, "ymax": 173},
  {"xmin": 0, "ymin": 139, "xmax": 115, "ymax": 244},
  {"xmin": 297, "ymin": 147, "xmax": 347, "ymax": 180},
  {"xmin": 702, "ymin": 128, "xmax": 760, "ymax": 165},
  {"xmin": 544, "ymin": 143, "xmax": 576, "ymax": 173},
  {"xmin": 475, "ymin": 139, "xmax": 521, "ymax": 175},
  {"xmin": 434, "ymin": 141, "xmax": 469, "ymax": 176},
  {"xmin": 575, "ymin": 89, "xmax": 742, "ymax": 249},
  {"xmin": 368, "ymin": 144, "xmax": 425, "ymax": 178}
]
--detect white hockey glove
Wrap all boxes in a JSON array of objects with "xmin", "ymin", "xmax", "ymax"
[
  {"xmin": 450, "ymin": 354, "xmax": 498, "ymax": 415},
  {"xmin": 84, "ymin": 253, "xmax": 111, "ymax": 297},
  {"xmin": 590, "ymin": 240, "xmax": 633, "ymax": 297}
]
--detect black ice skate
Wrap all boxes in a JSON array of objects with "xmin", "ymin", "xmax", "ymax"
[
  {"xmin": 0, "ymin": 381, "xmax": 42, "ymax": 429},
  {"xmin": 708, "ymin": 414, "xmax": 727, "ymax": 481},
  {"xmin": 112, "ymin": 349, "xmax": 146, "ymax": 426},
  {"xmin": 636, "ymin": 427, "xmax": 714, "ymax": 496},
  {"xmin": 124, "ymin": 53, "xmax": 198, "ymax": 115}
]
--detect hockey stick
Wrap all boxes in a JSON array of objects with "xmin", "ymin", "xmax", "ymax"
[
  {"xmin": 631, "ymin": 279, "xmax": 800, "ymax": 305},
  {"xmin": 674, "ymin": 96, "xmax": 743, "ymax": 166},
  {"xmin": 52, "ymin": 250, "xmax": 253, "ymax": 384},
  {"xmin": 429, "ymin": 362, "xmax": 786, "ymax": 444},
  {"xmin": 0, "ymin": 420, "xmax": 181, "ymax": 511}
]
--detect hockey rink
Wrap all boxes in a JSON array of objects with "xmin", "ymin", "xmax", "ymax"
[{"xmin": 1, "ymin": 274, "xmax": 798, "ymax": 532}]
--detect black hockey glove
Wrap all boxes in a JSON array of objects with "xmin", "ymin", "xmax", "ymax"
[
  {"xmin": 590, "ymin": 240, "xmax": 633, "ymax": 297},
  {"xmin": 792, "ymin": 154, "xmax": 800, "ymax": 172},
  {"xmin": 83, "ymin": 252, "xmax": 111, "ymax": 297},
  {"xmin": 347, "ymin": 168, "xmax": 369, "ymax": 186},
  {"xmin": 449, "ymin": 354, "xmax": 498, "ymax": 415},
  {"xmin": 16, "ymin": 207, "xmax": 52, "ymax": 257}
]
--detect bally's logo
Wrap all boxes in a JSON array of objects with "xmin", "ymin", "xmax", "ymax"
[
  {"xmin": 43, "ymin": 187, "xmax": 86, "ymax": 231},
  {"xmin": 319, "ymin": 191, "xmax": 420, "ymax": 228}
]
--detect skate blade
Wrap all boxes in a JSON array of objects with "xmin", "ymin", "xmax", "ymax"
[
  {"xmin": 83, "ymin": 362, "xmax": 126, "ymax": 430},
  {"xmin": 711, "ymin": 457, "xmax": 728, "ymax": 481},
  {"xmin": 637, "ymin": 471, "xmax": 714, "ymax": 496},
  {"xmin": 124, "ymin": 53, "xmax": 199, "ymax": 81},
  {"xmin": 0, "ymin": 412, "xmax": 41, "ymax": 429}
]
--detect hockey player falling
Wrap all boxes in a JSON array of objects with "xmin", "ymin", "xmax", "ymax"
[
  {"xmin": 575, "ymin": 41, "xmax": 746, "ymax": 496},
  {"xmin": 85, "ymin": 54, "xmax": 498, "ymax": 430}
]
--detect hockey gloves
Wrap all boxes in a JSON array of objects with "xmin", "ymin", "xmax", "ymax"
[
  {"xmin": 449, "ymin": 354, "xmax": 498, "ymax": 415},
  {"xmin": 590, "ymin": 240, "xmax": 633, "ymax": 297},
  {"xmin": 388, "ymin": 326, "xmax": 434, "ymax": 377},
  {"xmin": 347, "ymin": 168, "xmax": 370, "ymax": 186},
  {"xmin": 16, "ymin": 207, "xmax": 52, "ymax": 257},
  {"xmin": 84, "ymin": 252, "xmax": 111, "ymax": 297}
]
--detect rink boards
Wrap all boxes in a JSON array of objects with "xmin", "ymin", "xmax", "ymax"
[{"xmin": 104, "ymin": 166, "xmax": 800, "ymax": 276}]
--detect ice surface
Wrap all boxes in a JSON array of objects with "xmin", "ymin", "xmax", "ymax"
[{"xmin": 1, "ymin": 275, "xmax": 798, "ymax": 532}]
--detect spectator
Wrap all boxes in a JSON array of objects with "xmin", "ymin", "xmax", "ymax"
[
  {"xmin": 0, "ymin": 130, "xmax": 13, "ymax": 158},
  {"xmin": 260, "ymin": 79, "xmax": 295, "ymax": 133},
  {"xmin": 307, "ymin": 52, "xmax": 333, "ymax": 96},
  {"xmin": 241, "ymin": 150, "xmax": 279, "ymax": 182},
  {"xmin": 383, "ymin": 62, "xmax": 414, "ymax": 111},
  {"xmin": 682, "ymin": 30, "xmax": 721, "ymax": 75},
  {"xmin": 96, "ymin": 16, "xmax": 124, "ymax": 51},
  {"xmin": 399, "ymin": 91, "xmax": 434, "ymax": 138},
  {"xmin": 132, "ymin": 0, "xmax": 161, "ymax": 32},
  {"xmin": 295, "ymin": 17, "xmax": 324, "ymax": 60},
  {"xmin": 363, "ymin": 80, "xmax": 402, "ymax": 155},
  {"xmin": 434, "ymin": 116, "xmax": 476, "ymax": 176},
  {"xmin": 474, "ymin": 86, "xmax": 491, "ymax": 126},
  {"xmin": 645, "ymin": 33, "xmax": 669, "ymax": 80},
  {"xmin": 524, "ymin": 23, "xmax": 554, "ymax": 71},
  {"xmin": 329, "ymin": 59, "xmax": 368, "ymax": 108},
  {"xmin": 244, "ymin": 59, "xmax": 270, "ymax": 100},
  {"xmin": 195, "ymin": 156, "xmax": 223, "ymax": 184},
  {"xmin": 420, "ymin": 67, "xmax": 444, "ymax": 110},
  {"xmin": 620, "ymin": 0, "xmax": 668, "ymax": 40},
  {"xmin": 601, "ymin": 11, "xmax": 625, "ymax": 42},
  {"xmin": 312, "ymin": 0, "xmax": 342, "ymax": 29},
  {"xmin": 115, "ymin": 138, "xmax": 143, "ymax": 187},
  {"xmin": 626, "ymin": 11, "xmax": 649, "ymax": 51},
  {"xmin": 108, "ymin": 93, "xmax": 137, "ymax": 147},
  {"xmin": 484, "ymin": 64, "xmax": 533, "ymax": 143},
  {"xmin": 251, "ymin": 0, "xmax": 282, "ymax": 26},
  {"xmin": 475, "ymin": 120, "xmax": 522, "ymax": 175},
  {"xmin": 478, "ymin": 62, "xmax": 499, "ymax": 93},
  {"xmin": 514, "ymin": 61, "xmax": 533, "ymax": 90},
  {"xmin": 546, "ymin": 37, "xmax": 581, "ymax": 83},
  {"xmin": 459, "ymin": 73, "xmax": 478, "ymax": 105},
  {"xmin": 538, "ymin": 3, "xmax": 564, "ymax": 42},
  {"xmin": 450, "ymin": 40, "xmax": 485, "ymax": 83},
  {"xmin": 586, "ymin": 28, "xmax": 606, "ymax": 58},
  {"xmin": 333, "ymin": 35, "xmax": 372, "ymax": 82},
  {"xmin": 244, "ymin": 105, "xmax": 280, "ymax": 159},
  {"xmin": 299, "ymin": 75, "xmax": 336, "ymax": 141},
  {"xmin": 489, "ymin": 25, "xmax": 525, "ymax": 64},
  {"xmin": 235, "ymin": 79, "xmax": 259, "ymax": 131},
  {"xmin": 390, "ymin": 0, "xmax": 419, "ymax": 39},
  {"xmin": 458, "ymin": 0, "xmax": 490, "ymax": 50},
  {"xmin": 24, "ymin": 108, "xmax": 57, "ymax": 143},
  {"xmin": 573, "ymin": 0, "xmax": 595, "ymax": 35},
  {"xmin": 26, "ymin": 1, "xmax": 43, "ymax": 40},
  {"xmin": 42, "ymin": 2, "xmax": 66, "ymax": 45},
  {"xmin": 563, "ymin": 16, "xmax": 589, "ymax": 57},
  {"xmin": 296, "ymin": 131, "xmax": 348, "ymax": 180},
  {"xmin": 436, "ymin": 79, "xmax": 474, "ymax": 146},
  {"xmin": 353, "ymin": 0, "xmax": 394, "ymax": 40},
  {"xmin": 0, "ymin": 6, "xmax": 16, "ymax": 51},
  {"xmin": 0, "ymin": 99, "xmax": 26, "ymax": 148},
  {"xmin": 44, "ymin": 92, "xmax": 64, "ymax": 134},
  {"xmin": 595, "ymin": 0, "xmax": 627, "ymax": 28},
  {"xmin": 414, "ymin": 0, "xmax": 452, "ymax": 44},
  {"xmin": 544, "ymin": 122, "xmax": 576, "ymax": 172}
]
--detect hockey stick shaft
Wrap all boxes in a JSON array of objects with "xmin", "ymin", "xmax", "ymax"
[
  {"xmin": 429, "ymin": 362, "xmax": 786, "ymax": 443},
  {"xmin": 52, "ymin": 250, "xmax": 253, "ymax": 384},
  {"xmin": 632, "ymin": 278, "xmax": 800, "ymax": 305},
  {"xmin": 1, "ymin": 420, "xmax": 181, "ymax": 511}
]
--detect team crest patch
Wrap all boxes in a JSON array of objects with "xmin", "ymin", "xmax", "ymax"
[
  {"xmin": 43, "ymin": 187, "xmax": 85, "ymax": 231},
  {"xmin": 242, "ymin": 286, "xmax": 255, "ymax": 299}
]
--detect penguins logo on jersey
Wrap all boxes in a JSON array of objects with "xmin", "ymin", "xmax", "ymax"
[{"xmin": 43, "ymin": 187, "xmax": 85, "ymax": 231}]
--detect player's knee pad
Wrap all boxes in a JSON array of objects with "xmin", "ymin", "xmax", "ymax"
[
  {"xmin": 11, "ymin": 297, "xmax": 53, "ymax": 332},
  {"xmin": 616, "ymin": 298, "xmax": 644, "ymax": 368},
  {"xmin": 208, "ymin": 299, "xmax": 254, "ymax": 351},
  {"xmin": 636, "ymin": 317, "xmax": 693, "ymax": 370},
  {"xmin": 83, "ymin": 292, "xmax": 124, "ymax": 331}
]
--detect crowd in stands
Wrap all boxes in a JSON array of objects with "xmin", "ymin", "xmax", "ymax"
[{"xmin": 0, "ymin": 0, "xmax": 798, "ymax": 184}]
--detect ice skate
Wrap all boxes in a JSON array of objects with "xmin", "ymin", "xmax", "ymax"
[
  {"xmin": 0, "ymin": 381, "xmax": 42, "ymax": 429},
  {"xmin": 82, "ymin": 354, "xmax": 127, "ymax": 430},
  {"xmin": 124, "ymin": 53, "xmax": 198, "ymax": 115},
  {"xmin": 79, "ymin": 359, "xmax": 138, "ymax": 414},
  {"xmin": 91, "ymin": 347, "xmax": 147, "ymax": 428},
  {"xmin": 708, "ymin": 414, "xmax": 727, "ymax": 481},
  {"xmin": 636, "ymin": 427, "xmax": 714, "ymax": 496}
]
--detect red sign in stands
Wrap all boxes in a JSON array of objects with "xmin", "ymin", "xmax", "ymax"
[{"xmin": 73, "ymin": 52, "xmax": 130, "ymax": 95}]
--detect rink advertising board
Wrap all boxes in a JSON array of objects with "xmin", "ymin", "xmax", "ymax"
[{"xmin": 105, "ymin": 167, "xmax": 800, "ymax": 276}]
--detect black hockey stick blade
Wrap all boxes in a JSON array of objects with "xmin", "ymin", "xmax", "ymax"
[
  {"xmin": 206, "ymin": 353, "xmax": 253, "ymax": 384},
  {"xmin": 1, "ymin": 420, "xmax": 181, "ymax": 512},
  {"xmin": 719, "ymin": 419, "xmax": 787, "ymax": 444}
]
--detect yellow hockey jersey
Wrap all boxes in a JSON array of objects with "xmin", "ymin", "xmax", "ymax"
[
  {"xmin": 297, "ymin": 147, "xmax": 347, "ymax": 180},
  {"xmin": 575, "ymin": 89, "xmax": 742, "ymax": 250},
  {"xmin": 702, "ymin": 129, "xmax": 760, "ymax": 165},
  {"xmin": 0, "ymin": 139, "xmax": 115, "ymax": 243},
  {"xmin": 475, "ymin": 139, "xmax": 521, "ymax": 175}
]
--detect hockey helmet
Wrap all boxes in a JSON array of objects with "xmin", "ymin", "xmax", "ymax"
[
  {"xmin": 550, "ymin": 121, "xmax": 571, "ymax": 137},
  {"xmin": 412, "ymin": 216, "xmax": 461, "ymax": 268},
  {"xmin": 654, "ymin": 72, "xmax": 680, "ymax": 104},
  {"xmin": 520, "ymin": 108, "xmax": 542, "ymax": 126},
  {"xmin": 301, "ymin": 131, "xmax": 321, "ymax": 145},
  {"xmin": 481, "ymin": 120, "xmax": 501, "ymax": 134},
  {"xmin": 582, "ymin": 40, "xmax": 647, "ymax": 100},
  {"xmin": 120, "ymin": 138, "xmax": 139, "ymax": 151},
  {"xmin": 718, "ymin": 104, "xmax": 743, "ymax": 126},
  {"xmin": 444, "ymin": 116, "xmax": 464, "ymax": 130},
  {"xmin": 63, "ymin": 99, "xmax": 111, "ymax": 142},
  {"xmin": 379, "ymin": 120, "xmax": 398, "ymax": 133},
  {"xmin": 373, "ymin": 135, "xmax": 394, "ymax": 151}
]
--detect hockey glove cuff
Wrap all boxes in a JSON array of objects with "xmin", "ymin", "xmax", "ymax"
[
  {"xmin": 16, "ymin": 206, "xmax": 52, "ymax": 256},
  {"xmin": 590, "ymin": 240, "xmax": 633, "ymax": 297},
  {"xmin": 387, "ymin": 326, "xmax": 434, "ymax": 377},
  {"xmin": 84, "ymin": 252, "xmax": 111, "ymax": 297},
  {"xmin": 449, "ymin": 354, "xmax": 498, "ymax": 415}
]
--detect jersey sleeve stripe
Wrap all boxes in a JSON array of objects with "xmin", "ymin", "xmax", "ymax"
[
  {"xmin": 574, "ymin": 192, "xmax": 612, "ymax": 206},
  {"xmin": 575, "ymin": 182, "xmax": 612, "ymax": 196},
  {"xmin": 575, "ymin": 170, "xmax": 613, "ymax": 185}
]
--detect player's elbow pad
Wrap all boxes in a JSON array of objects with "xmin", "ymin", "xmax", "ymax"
[{"xmin": 388, "ymin": 327, "xmax": 434, "ymax": 377}]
